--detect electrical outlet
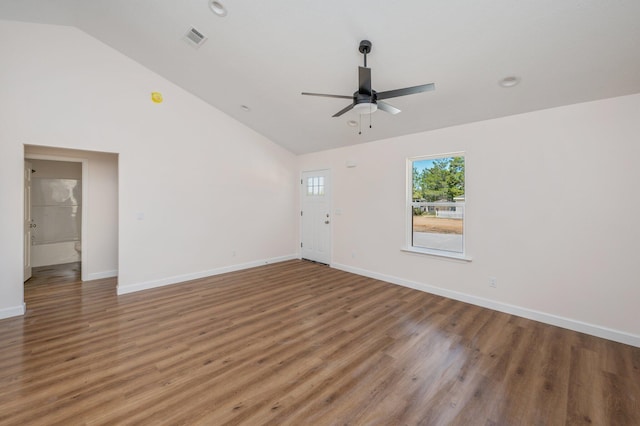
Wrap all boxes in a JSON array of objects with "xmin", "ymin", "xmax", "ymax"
[{"xmin": 489, "ymin": 277, "xmax": 497, "ymax": 288}]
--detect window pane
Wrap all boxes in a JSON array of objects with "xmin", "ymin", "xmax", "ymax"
[
  {"xmin": 412, "ymin": 203, "xmax": 463, "ymax": 253},
  {"xmin": 410, "ymin": 156, "xmax": 465, "ymax": 253},
  {"xmin": 306, "ymin": 175, "xmax": 326, "ymax": 197}
]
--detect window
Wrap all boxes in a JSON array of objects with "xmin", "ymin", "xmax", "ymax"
[
  {"xmin": 306, "ymin": 176, "xmax": 325, "ymax": 196},
  {"xmin": 407, "ymin": 154, "xmax": 466, "ymax": 257}
]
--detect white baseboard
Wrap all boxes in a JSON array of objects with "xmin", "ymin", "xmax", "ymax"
[
  {"xmin": 117, "ymin": 254, "xmax": 298, "ymax": 296},
  {"xmin": 86, "ymin": 270, "xmax": 118, "ymax": 281},
  {"xmin": 0, "ymin": 303, "xmax": 26, "ymax": 320},
  {"xmin": 332, "ymin": 263, "xmax": 640, "ymax": 348}
]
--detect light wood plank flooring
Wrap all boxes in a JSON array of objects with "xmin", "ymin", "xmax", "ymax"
[{"xmin": 1, "ymin": 260, "xmax": 638, "ymax": 425}]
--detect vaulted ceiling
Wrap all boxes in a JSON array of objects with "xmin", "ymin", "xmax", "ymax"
[{"xmin": 2, "ymin": 0, "xmax": 639, "ymax": 154}]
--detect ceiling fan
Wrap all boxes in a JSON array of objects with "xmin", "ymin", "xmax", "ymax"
[{"xmin": 302, "ymin": 40, "xmax": 435, "ymax": 117}]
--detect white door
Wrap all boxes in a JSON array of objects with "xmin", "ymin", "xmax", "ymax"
[
  {"xmin": 24, "ymin": 161, "xmax": 33, "ymax": 281},
  {"xmin": 301, "ymin": 170, "xmax": 331, "ymax": 264}
]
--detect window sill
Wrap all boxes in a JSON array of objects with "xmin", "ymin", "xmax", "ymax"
[{"xmin": 401, "ymin": 247, "xmax": 472, "ymax": 262}]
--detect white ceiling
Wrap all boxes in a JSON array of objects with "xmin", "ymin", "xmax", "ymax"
[{"xmin": 2, "ymin": 0, "xmax": 639, "ymax": 154}]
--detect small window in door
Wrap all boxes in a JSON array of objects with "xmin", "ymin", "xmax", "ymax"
[{"xmin": 306, "ymin": 176, "xmax": 325, "ymax": 196}]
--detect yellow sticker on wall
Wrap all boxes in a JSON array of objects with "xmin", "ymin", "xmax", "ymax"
[{"xmin": 151, "ymin": 92, "xmax": 163, "ymax": 103}]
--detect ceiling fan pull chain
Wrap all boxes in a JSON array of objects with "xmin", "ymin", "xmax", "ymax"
[
  {"xmin": 359, "ymin": 114, "xmax": 362, "ymax": 135},
  {"xmin": 369, "ymin": 110, "xmax": 372, "ymax": 128}
]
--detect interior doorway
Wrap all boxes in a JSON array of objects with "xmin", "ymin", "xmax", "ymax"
[{"xmin": 24, "ymin": 146, "xmax": 119, "ymax": 284}]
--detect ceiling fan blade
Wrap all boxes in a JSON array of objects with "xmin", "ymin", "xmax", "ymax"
[
  {"xmin": 358, "ymin": 66, "xmax": 372, "ymax": 95},
  {"xmin": 377, "ymin": 101, "xmax": 401, "ymax": 115},
  {"xmin": 301, "ymin": 92, "xmax": 353, "ymax": 100},
  {"xmin": 376, "ymin": 83, "xmax": 435, "ymax": 100},
  {"xmin": 332, "ymin": 103, "xmax": 355, "ymax": 117}
]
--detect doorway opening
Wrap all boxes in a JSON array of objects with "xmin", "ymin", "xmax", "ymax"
[{"xmin": 24, "ymin": 146, "xmax": 119, "ymax": 285}]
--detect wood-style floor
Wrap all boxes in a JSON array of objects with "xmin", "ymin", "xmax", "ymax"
[{"xmin": 1, "ymin": 261, "xmax": 638, "ymax": 425}]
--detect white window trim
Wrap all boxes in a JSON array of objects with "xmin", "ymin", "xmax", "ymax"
[
  {"xmin": 401, "ymin": 247, "xmax": 472, "ymax": 262},
  {"xmin": 403, "ymin": 152, "xmax": 471, "ymax": 262}
]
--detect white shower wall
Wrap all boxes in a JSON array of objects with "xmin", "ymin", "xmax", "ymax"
[
  {"xmin": 28, "ymin": 159, "xmax": 82, "ymax": 267},
  {"xmin": 31, "ymin": 242, "xmax": 80, "ymax": 266}
]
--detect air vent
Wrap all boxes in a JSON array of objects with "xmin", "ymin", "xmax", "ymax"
[{"xmin": 183, "ymin": 27, "xmax": 207, "ymax": 48}]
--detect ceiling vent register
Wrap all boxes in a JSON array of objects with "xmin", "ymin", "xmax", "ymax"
[{"xmin": 183, "ymin": 27, "xmax": 207, "ymax": 48}]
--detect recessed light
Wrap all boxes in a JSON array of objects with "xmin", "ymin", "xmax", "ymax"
[
  {"xmin": 240, "ymin": 105, "xmax": 250, "ymax": 112},
  {"xmin": 499, "ymin": 76, "xmax": 521, "ymax": 88},
  {"xmin": 209, "ymin": 0, "xmax": 227, "ymax": 17},
  {"xmin": 347, "ymin": 120, "xmax": 358, "ymax": 127}
]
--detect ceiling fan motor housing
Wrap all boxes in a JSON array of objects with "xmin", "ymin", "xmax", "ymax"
[{"xmin": 354, "ymin": 90, "xmax": 377, "ymax": 105}]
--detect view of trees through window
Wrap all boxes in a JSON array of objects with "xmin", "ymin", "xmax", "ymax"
[{"xmin": 410, "ymin": 155, "xmax": 465, "ymax": 253}]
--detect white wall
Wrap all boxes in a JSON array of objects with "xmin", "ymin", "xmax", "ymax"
[
  {"xmin": 0, "ymin": 20, "xmax": 297, "ymax": 317},
  {"xmin": 26, "ymin": 148, "xmax": 119, "ymax": 277},
  {"xmin": 299, "ymin": 93, "xmax": 640, "ymax": 346}
]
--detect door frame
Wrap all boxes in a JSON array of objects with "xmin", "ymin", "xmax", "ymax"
[
  {"xmin": 24, "ymin": 154, "xmax": 89, "ymax": 281},
  {"xmin": 24, "ymin": 161, "xmax": 32, "ymax": 281},
  {"xmin": 300, "ymin": 168, "xmax": 332, "ymax": 265}
]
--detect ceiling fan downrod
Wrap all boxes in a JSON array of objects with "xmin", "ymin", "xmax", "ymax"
[{"xmin": 359, "ymin": 40, "xmax": 372, "ymax": 68}]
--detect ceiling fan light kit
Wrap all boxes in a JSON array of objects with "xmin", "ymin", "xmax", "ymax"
[
  {"xmin": 353, "ymin": 102, "xmax": 377, "ymax": 114},
  {"xmin": 302, "ymin": 39, "xmax": 435, "ymax": 131}
]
